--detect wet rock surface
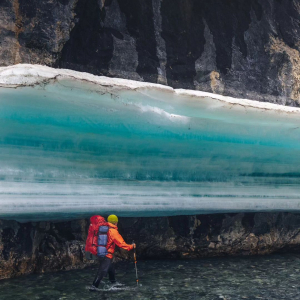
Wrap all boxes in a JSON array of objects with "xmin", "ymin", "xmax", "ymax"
[
  {"xmin": 1, "ymin": 0, "xmax": 300, "ymax": 105},
  {"xmin": 1, "ymin": 212, "xmax": 300, "ymax": 279},
  {"xmin": 0, "ymin": 219, "xmax": 93, "ymax": 279}
]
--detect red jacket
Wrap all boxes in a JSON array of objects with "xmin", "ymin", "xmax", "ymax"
[{"xmin": 85, "ymin": 215, "xmax": 133, "ymax": 258}]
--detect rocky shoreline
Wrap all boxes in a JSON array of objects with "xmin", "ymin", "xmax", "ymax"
[{"xmin": 1, "ymin": 212, "xmax": 300, "ymax": 280}]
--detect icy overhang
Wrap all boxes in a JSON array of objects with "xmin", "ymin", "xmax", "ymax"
[{"xmin": 1, "ymin": 64, "xmax": 300, "ymax": 222}]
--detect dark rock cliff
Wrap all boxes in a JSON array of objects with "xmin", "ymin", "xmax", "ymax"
[
  {"xmin": 2, "ymin": 212, "xmax": 300, "ymax": 279},
  {"xmin": 1, "ymin": 0, "xmax": 300, "ymax": 105}
]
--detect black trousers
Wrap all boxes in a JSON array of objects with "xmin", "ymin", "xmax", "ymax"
[{"xmin": 92, "ymin": 257, "xmax": 116, "ymax": 288}]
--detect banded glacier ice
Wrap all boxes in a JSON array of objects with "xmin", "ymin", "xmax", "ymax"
[{"xmin": 1, "ymin": 64, "xmax": 300, "ymax": 221}]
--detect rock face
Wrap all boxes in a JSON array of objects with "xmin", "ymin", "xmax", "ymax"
[
  {"xmin": 2, "ymin": 212, "xmax": 300, "ymax": 279},
  {"xmin": 0, "ymin": 219, "xmax": 93, "ymax": 279},
  {"xmin": 1, "ymin": 0, "xmax": 300, "ymax": 105}
]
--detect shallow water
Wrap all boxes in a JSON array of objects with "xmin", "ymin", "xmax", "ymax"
[{"xmin": 1, "ymin": 254, "xmax": 300, "ymax": 299}]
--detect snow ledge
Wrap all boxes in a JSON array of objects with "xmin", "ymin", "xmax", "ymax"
[{"xmin": 1, "ymin": 64, "xmax": 300, "ymax": 114}]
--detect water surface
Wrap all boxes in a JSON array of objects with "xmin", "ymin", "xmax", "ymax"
[{"xmin": 1, "ymin": 254, "xmax": 300, "ymax": 299}]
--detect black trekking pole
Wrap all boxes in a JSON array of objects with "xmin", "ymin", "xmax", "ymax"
[{"xmin": 133, "ymin": 241, "xmax": 139, "ymax": 286}]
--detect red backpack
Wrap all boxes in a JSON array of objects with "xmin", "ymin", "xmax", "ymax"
[{"xmin": 85, "ymin": 215, "xmax": 108, "ymax": 255}]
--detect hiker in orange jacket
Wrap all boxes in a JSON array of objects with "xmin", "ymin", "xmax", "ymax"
[{"xmin": 90, "ymin": 214, "xmax": 135, "ymax": 290}]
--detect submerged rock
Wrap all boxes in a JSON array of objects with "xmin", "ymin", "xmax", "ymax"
[{"xmin": 1, "ymin": 212, "xmax": 300, "ymax": 279}]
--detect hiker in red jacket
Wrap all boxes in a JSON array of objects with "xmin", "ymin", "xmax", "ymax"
[{"xmin": 85, "ymin": 214, "xmax": 135, "ymax": 290}]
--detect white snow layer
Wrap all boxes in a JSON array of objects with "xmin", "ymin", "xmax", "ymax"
[{"xmin": 1, "ymin": 64, "xmax": 300, "ymax": 113}]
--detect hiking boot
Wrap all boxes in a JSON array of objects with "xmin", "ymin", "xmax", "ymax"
[{"xmin": 89, "ymin": 285, "xmax": 98, "ymax": 292}]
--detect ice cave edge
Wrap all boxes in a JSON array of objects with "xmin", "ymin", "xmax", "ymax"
[{"xmin": 1, "ymin": 65, "xmax": 300, "ymax": 221}]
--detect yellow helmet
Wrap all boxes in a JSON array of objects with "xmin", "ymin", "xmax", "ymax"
[{"xmin": 107, "ymin": 214, "xmax": 118, "ymax": 224}]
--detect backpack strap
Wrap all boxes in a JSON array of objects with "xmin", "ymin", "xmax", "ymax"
[{"xmin": 92, "ymin": 230, "xmax": 98, "ymax": 247}]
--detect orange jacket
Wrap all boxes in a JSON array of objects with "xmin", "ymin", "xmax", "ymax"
[{"xmin": 106, "ymin": 222, "xmax": 133, "ymax": 259}]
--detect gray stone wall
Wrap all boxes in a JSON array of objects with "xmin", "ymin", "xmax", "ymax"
[{"xmin": 1, "ymin": 213, "xmax": 300, "ymax": 279}]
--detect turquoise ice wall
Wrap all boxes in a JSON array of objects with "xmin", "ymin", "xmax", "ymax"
[{"xmin": 1, "ymin": 75, "xmax": 300, "ymax": 221}]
